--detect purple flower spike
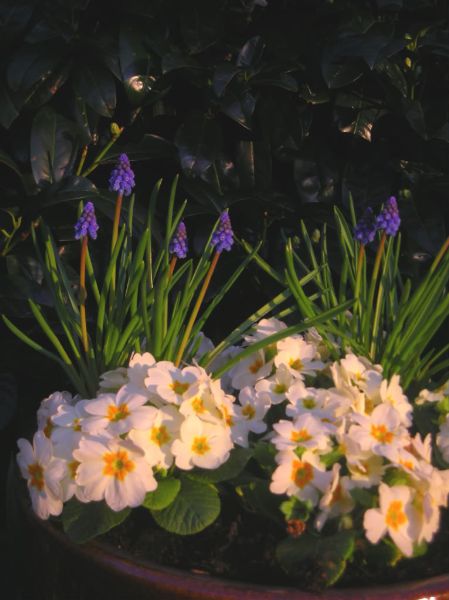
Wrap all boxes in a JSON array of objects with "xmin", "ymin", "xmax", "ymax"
[
  {"xmin": 108, "ymin": 153, "xmax": 135, "ymax": 197},
  {"xmin": 211, "ymin": 210, "xmax": 234, "ymax": 253},
  {"xmin": 74, "ymin": 202, "xmax": 99, "ymax": 240},
  {"xmin": 376, "ymin": 196, "xmax": 400, "ymax": 237},
  {"xmin": 169, "ymin": 221, "xmax": 188, "ymax": 259},
  {"xmin": 354, "ymin": 207, "xmax": 378, "ymax": 245}
]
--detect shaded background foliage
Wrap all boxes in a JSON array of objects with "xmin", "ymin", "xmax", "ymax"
[{"xmin": 2, "ymin": 0, "xmax": 449, "ymax": 543}]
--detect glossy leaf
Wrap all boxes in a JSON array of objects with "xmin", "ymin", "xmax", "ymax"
[
  {"xmin": 73, "ymin": 63, "xmax": 116, "ymax": 118},
  {"xmin": 236, "ymin": 36, "xmax": 265, "ymax": 69},
  {"xmin": 30, "ymin": 107, "xmax": 78, "ymax": 186},
  {"xmin": 175, "ymin": 113, "xmax": 222, "ymax": 176},
  {"xmin": 151, "ymin": 476, "xmax": 220, "ymax": 535},
  {"xmin": 142, "ymin": 477, "xmax": 181, "ymax": 510},
  {"xmin": 39, "ymin": 176, "xmax": 99, "ymax": 208},
  {"xmin": 188, "ymin": 448, "xmax": 253, "ymax": 483},
  {"xmin": 62, "ymin": 498, "xmax": 130, "ymax": 544}
]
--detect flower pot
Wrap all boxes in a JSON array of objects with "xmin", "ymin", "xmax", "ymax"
[{"xmin": 15, "ymin": 479, "xmax": 449, "ymax": 600}]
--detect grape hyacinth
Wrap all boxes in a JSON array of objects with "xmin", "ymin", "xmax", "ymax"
[
  {"xmin": 108, "ymin": 153, "xmax": 135, "ymax": 197},
  {"xmin": 354, "ymin": 207, "xmax": 378, "ymax": 245},
  {"xmin": 169, "ymin": 221, "xmax": 188, "ymax": 259},
  {"xmin": 74, "ymin": 202, "xmax": 99, "ymax": 240},
  {"xmin": 376, "ymin": 196, "xmax": 400, "ymax": 237},
  {"xmin": 211, "ymin": 211, "xmax": 234, "ymax": 253}
]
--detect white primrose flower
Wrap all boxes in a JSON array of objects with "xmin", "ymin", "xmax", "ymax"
[
  {"xmin": 229, "ymin": 349, "xmax": 273, "ymax": 390},
  {"xmin": 128, "ymin": 405, "xmax": 184, "ymax": 469},
  {"xmin": 192, "ymin": 332, "xmax": 215, "ymax": 360},
  {"xmin": 364, "ymin": 483, "xmax": 420, "ymax": 557},
  {"xmin": 379, "ymin": 375, "xmax": 412, "ymax": 426},
  {"xmin": 286, "ymin": 383, "xmax": 350, "ymax": 424},
  {"xmin": 17, "ymin": 431, "xmax": 66, "ymax": 519},
  {"xmin": 37, "ymin": 391, "xmax": 73, "ymax": 438},
  {"xmin": 415, "ymin": 380, "xmax": 449, "ymax": 405},
  {"xmin": 332, "ymin": 355, "xmax": 383, "ymax": 412},
  {"xmin": 304, "ymin": 327, "xmax": 335, "ymax": 361},
  {"xmin": 272, "ymin": 413, "xmax": 332, "ymax": 453},
  {"xmin": 171, "ymin": 415, "xmax": 233, "ymax": 470},
  {"xmin": 98, "ymin": 368, "xmax": 128, "ymax": 392},
  {"xmin": 347, "ymin": 403, "xmax": 409, "ymax": 461},
  {"xmin": 274, "ymin": 337, "xmax": 324, "ymax": 379},
  {"xmin": 255, "ymin": 364, "xmax": 294, "ymax": 405},
  {"xmin": 244, "ymin": 317, "xmax": 287, "ymax": 344},
  {"xmin": 208, "ymin": 345, "xmax": 241, "ymax": 393},
  {"xmin": 127, "ymin": 352, "xmax": 156, "ymax": 389},
  {"xmin": 53, "ymin": 440, "xmax": 90, "ymax": 503},
  {"xmin": 437, "ymin": 416, "xmax": 449, "ymax": 463},
  {"xmin": 51, "ymin": 400, "xmax": 90, "ymax": 453},
  {"xmin": 315, "ymin": 464, "xmax": 355, "ymax": 531},
  {"xmin": 82, "ymin": 390, "xmax": 157, "ymax": 435},
  {"xmin": 270, "ymin": 449, "xmax": 333, "ymax": 505},
  {"xmin": 231, "ymin": 387, "xmax": 270, "ymax": 447},
  {"xmin": 73, "ymin": 436, "xmax": 157, "ymax": 511},
  {"xmin": 145, "ymin": 362, "xmax": 200, "ymax": 405},
  {"xmin": 179, "ymin": 373, "xmax": 228, "ymax": 424}
]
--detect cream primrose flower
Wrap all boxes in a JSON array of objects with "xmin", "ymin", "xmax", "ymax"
[
  {"xmin": 363, "ymin": 483, "xmax": 420, "ymax": 557},
  {"xmin": 98, "ymin": 368, "xmax": 128, "ymax": 392},
  {"xmin": 128, "ymin": 405, "xmax": 184, "ymax": 469},
  {"xmin": 412, "ymin": 468, "xmax": 449, "ymax": 543},
  {"xmin": 332, "ymin": 355, "xmax": 383, "ymax": 413},
  {"xmin": 179, "ymin": 371, "xmax": 227, "ymax": 424},
  {"xmin": 231, "ymin": 386, "xmax": 270, "ymax": 448},
  {"xmin": 171, "ymin": 415, "xmax": 233, "ymax": 470},
  {"xmin": 347, "ymin": 452, "xmax": 386, "ymax": 487},
  {"xmin": 379, "ymin": 374, "xmax": 412, "ymax": 426},
  {"xmin": 37, "ymin": 391, "xmax": 73, "ymax": 438},
  {"xmin": 305, "ymin": 327, "xmax": 335, "ymax": 361},
  {"xmin": 74, "ymin": 436, "xmax": 157, "ymax": 511},
  {"xmin": 17, "ymin": 431, "xmax": 66, "ymax": 519},
  {"xmin": 415, "ymin": 380, "xmax": 449, "ymax": 405},
  {"xmin": 82, "ymin": 389, "xmax": 157, "ymax": 436},
  {"xmin": 53, "ymin": 439, "xmax": 90, "ymax": 503},
  {"xmin": 51, "ymin": 399, "xmax": 90, "ymax": 452},
  {"xmin": 275, "ymin": 337, "xmax": 325, "ymax": 379},
  {"xmin": 127, "ymin": 352, "xmax": 156, "ymax": 389},
  {"xmin": 347, "ymin": 403, "xmax": 409, "ymax": 461},
  {"xmin": 145, "ymin": 362, "xmax": 201, "ymax": 405},
  {"xmin": 255, "ymin": 364, "xmax": 295, "ymax": 406},
  {"xmin": 193, "ymin": 332, "xmax": 215, "ymax": 359},
  {"xmin": 270, "ymin": 449, "xmax": 333, "ymax": 505},
  {"xmin": 243, "ymin": 317, "xmax": 287, "ymax": 344},
  {"xmin": 315, "ymin": 464, "xmax": 355, "ymax": 531},
  {"xmin": 272, "ymin": 413, "xmax": 333, "ymax": 453},
  {"xmin": 286, "ymin": 382, "xmax": 349, "ymax": 425},
  {"xmin": 437, "ymin": 416, "xmax": 449, "ymax": 463},
  {"xmin": 229, "ymin": 349, "xmax": 273, "ymax": 390}
]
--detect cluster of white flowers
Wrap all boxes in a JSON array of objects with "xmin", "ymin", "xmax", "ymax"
[
  {"xmin": 17, "ymin": 353, "xmax": 238, "ymax": 518},
  {"xmin": 227, "ymin": 318, "xmax": 449, "ymax": 558},
  {"xmin": 17, "ymin": 317, "xmax": 449, "ymax": 561}
]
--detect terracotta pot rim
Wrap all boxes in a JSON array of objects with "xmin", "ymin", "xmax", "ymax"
[{"xmin": 23, "ymin": 492, "xmax": 449, "ymax": 600}]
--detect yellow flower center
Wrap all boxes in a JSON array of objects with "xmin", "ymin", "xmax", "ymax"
[
  {"xmin": 242, "ymin": 404, "xmax": 256, "ymax": 420},
  {"xmin": 354, "ymin": 371, "xmax": 365, "ymax": 382},
  {"xmin": 289, "ymin": 358, "xmax": 303, "ymax": 371},
  {"xmin": 170, "ymin": 380, "xmax": 190, "ymax": 395},
  {"xmin": 400, "ymin": 459, "xmax": 414, "ymax": 471},
  {"xmin": 191, "ymin": 397, "xmax": 205, "ymax": 414},
  {"xmin": 103, "ymin": 450, "xmax": 135, "ymax": 481},
  {"xmin": 151, "ymin": 425, "xmax": 171, "ymax": 447},
  {"xmin": 370, "ymin": 424, "xmax": 393, "ymax": 444},
  {"xmin": 43, "ymin": 417, "xmax": 53, "ymax": 438},
  {"xmin": 385, "ymin": 500, "xmax": 407, "ymax": 530},
  {"xmin": 273, "ymin": 383, "xmax": 287, "ymax": 394},
  {"xmin": 191, "ymin": 436, "xmax": 210, "ymax": 455},
  {"xmin": 28, "ymin": 463, "xmax": 44, "ymax": 491},
  {"xmin": 107, "ymin": 403, "xmax": 130, "ymax": 422},
  {"xmin": 291, "ymin": 460, "xmax": 314, "ymax": 489},
  {"xmin": 291, "ymin": 428, "xmax": 311, "ymax": 443},
  {"xmin": 221, "ymin": 406, "xmax": 234, "ymax": 427},
  {"xmin": 72, "ymin": 418, "xmax": 82, "ymax": 432},
  {"xmin": 68, "ymin": 460, "xmax": 80, "ymax": 479},
  {"xmin": 303, "ymin": 398, "xmax": 316, "ymax": 409},
  {"xmin": 249, "ymin": 358, "xmax": 264, "ymax": 374}
]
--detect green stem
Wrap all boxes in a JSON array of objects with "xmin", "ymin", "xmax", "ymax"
[
  {"xmin": 111, "ymin": 192, "xmax": 124, "ymax": 294},
  {"xmin": 80, "ymin": 236, "xmax": 89, "ymax": 354},
  {"xmin": 81, "ymin": 127, "xmax": 124, "ymax": 178},
  {"xmin": 364, "ymin": 231, "xmax": 387, "ymax": 347},
  {"xmin": 175, "ymin": 251, "xmax": 220, "ymax": 367},
  {"xmin": 352, "ymin": 244, "xmax": 365, "ymax": 338},
  {"xmin": 76, "ymin": 145, "xmax": 89, "ymax": 176}
]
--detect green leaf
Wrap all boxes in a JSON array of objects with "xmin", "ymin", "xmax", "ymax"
[
  {"xmin": 188, "ymin": 448, "xmax": 253, "ymax": 483},
  {"xmin": 151, "ymin": 476, "xmax": 220, "ymax": 535},
  {"xmin": 61, "ymin": 498, "xmax": 130, "ymax": 544},
  {"xmin": 350, "ymin": 486, "xmax": 377, "ymax": 509},
  {"xmin": 39, "ymin": 176, "xmax": 99, "ymax": 208},
  {"xmin": 253, "ymin": 441, "xmax": 277, "ymax": 473},
  {"xmin": 174, "ymin": 112, "xmax": 222, "ymax": 177},
  {"xmin": 316, "ymin": 530, "xmax": 356, "ymax": 586},
  {"xmin": 30, "ymin": 107, "xmax": 77, "ymax": 186},
  {"xmin": 142, "ymin": 477, "xmax": 181, "ymax": 510},
  {"xmin": 276, "ymin": 534, "xmax": 318, "ymax": 573},
  {"xmin": 280, "ymin": 497, "xmax": 312, "ymax": 521},
  {"xmin": 383, "ymin": 468, "xmax": 412, "ymax": 487},
  {"xmin": 73, "ymin": 63, "xmax": 116, "ymax": 118}
]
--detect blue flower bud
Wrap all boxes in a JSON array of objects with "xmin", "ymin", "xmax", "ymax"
[
  {"xmin": 74, "ymin": 202, "xmax": 99, "ymax": 240},
  {"xmin": 169, "ymin": 221, "xmax": 188, "ymax": 259},
  {"xmin": 211, "ymin": 211, "xmax": 234, "ymax": 253},
  {"xmin": 108, "ymin": 153, "xmax": 135, "ymax": 197},
  {"xmin": 376, "ymin": 196, "xmax": 400, "ymax": 237},
  {"xmin": 354, "ymin": 207, "xmax": 378, "ymax": 245}
]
